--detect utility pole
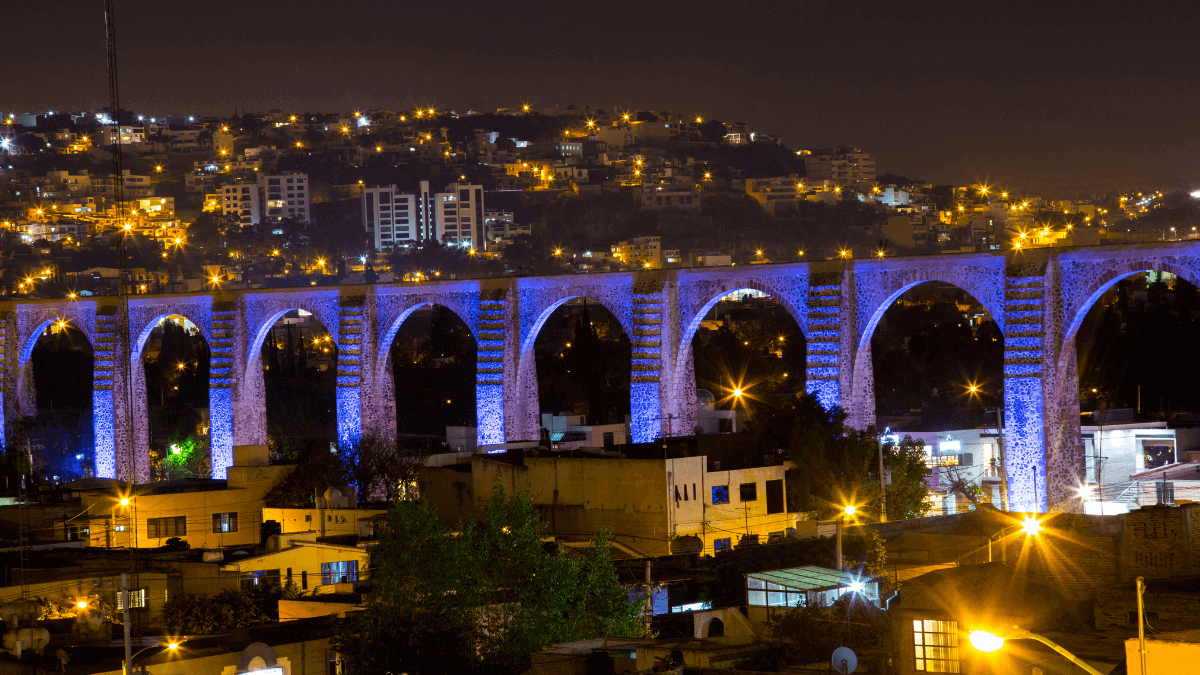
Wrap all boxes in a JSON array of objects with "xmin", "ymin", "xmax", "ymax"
[
  {"xmin": 878, "ymin": 433, "xmax": 888, "ymax": 523},
  {"xmin": 1136, "ymin": 576, "xmax": 1148, "ymax": 675},
  {"xmin": 122, "ymin": 572, "xmax": 131, "ymax": 675},
  {"xmin": 996, "ymin": 407, "xmax": 1009, "ymax": 511},
  {"xmin": 642, "ymin": 560, "xmax": 653, "ymax": 638},
  {"xmin": 1097, "ymin": 399, "xmax": 1105, "ymax": 515},
  {"xmin": 835, "ymin": 515, "xmax": 843, "ymax": 571}
]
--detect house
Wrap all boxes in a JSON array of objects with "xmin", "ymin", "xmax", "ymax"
[
  {"xmin": 743, "ymin": 565, "xmax": 880, "ymax": 626},
  {"xmin": 892, "ymin": 563, "xmax": 1123, "ymax": 674},
  {"xmin": 419, "ymin": 451, "xmax": 806, "ymax": 558},
  {"xmin": 65, "ymin": 444, "xmax": 293, "ymax": 549},
  {"xmin": 219, "ymin": 542, "xmax": 369, "ymax": 596},
  {"xmin": 1126, "ymin": 629, "xmax": 1200, "ymax": 674},
  {"xmin": 7, "ymin": 615, "xmax": 344, "ymax": 674}
]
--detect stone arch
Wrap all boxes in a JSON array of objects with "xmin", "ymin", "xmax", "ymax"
[
  {"xmin": 17, "ymin": 309, "xmax": 96, "ymax": 368},
  {"xmin": 848, "ymin": 276, "xmax": 1004, "ymax": 430},
  {"xmin": 1045, "ymin": 258, "xmax": 1200, "ymax": 510},
  {"xmin": 668, "ymin": 280, "xmax": 808, "ymax": 433},
  {"xmin": 854, "ymin": 265, "xmax": 1006, "ymax": 354},
  {"xmin": 239, "ymin": 298, "xmax": 340, "ymax": 448},
  {"xmin": 375, "ymin": 298, "xmax": 480, "ymax": 437},
  {"xmin": 128, "ymin": 310, "xmax": 214, "ymax": 482},
  {"xmin": 374, "ymin": 296, "xmax": 478, "ymax": 385},
  {"xmin": 677, "ymin": 278, "xmax": 808, "ymax": 354},
  {"xmin": 704, "ymin": 617, "xmax": 725, "ymax": 637},
  {"xmin": 130, "ymin": 307, "xmax": 213, "ymax": 359},
  {"xmin": 243, "ymin": 293, "xmax": 341, "ymax": 367},
  {"xmin": 519, "ymin": 291, "xmax": 632, "ymax": 357},
  {"xmin": 514, "ymin": 292, "xmax": 632, "ymax": 439},
  {"xmin": 16, "ymin": 316, "xmax": 95, "ymax": 418},
  {"xmin": 1059, "ymin": 258, "xmax": 1200, "ymax": 361}
]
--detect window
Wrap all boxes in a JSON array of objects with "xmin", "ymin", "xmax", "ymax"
[
  {"xmin": 1157, "ymin": 482, "xmax": 1175, "ymax": 505},
  {"xmin": 301, "ymin": 570, "xmax": 308, "ymax": 590},
  {"xmin": 740, "ymin": 482, "xmax": 758, "ymax": 502},
  {"xmin": 118, "ymin": 588, "xmax": 146, "ymax": 610},
  {"xmin": 913, "ymin": 619, "xmax": 960, "ymax": 672},
  {"xmin": 766, "ymin": 479, "xmax": 784, "ymax": 514},
  {"xmin": 241, "ymin": 569, "xmax": 281, "ymax": 592},
  {"xmin": 147, "ymin": 516, "xmax": 186, "ymax": 538},
  {"xmin": 322, "ymin": 561, "xmax": 359, "ymax": 585},
  {"xmin": 212, "ymin": 512, "xmax": 238, "ymax": 533},
  {"xmin": 714, "ymin": 538, "xmax": 731, "ymax": 554},
  {"xmin": 712, "ymin": 486, "xmax": 730, "ymax": 505},
  {"xmin": 115, "ymin": 525, "xmax": 127, "ymax": 532}
]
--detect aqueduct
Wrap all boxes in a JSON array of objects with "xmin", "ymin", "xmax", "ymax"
[{"xmin": 6, "ymin": 242, "xmax": 1197, "ymax": 512}]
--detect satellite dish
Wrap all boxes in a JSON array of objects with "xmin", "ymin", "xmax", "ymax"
[{"xmin": 831, "ymin": 647, "xmax": 857, "ymax": 674}]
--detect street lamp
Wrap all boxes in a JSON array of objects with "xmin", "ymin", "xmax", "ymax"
[
  {"xmin": 987, "ymin": 515, "xmax": 1041, "ymax": 562},
  {"xmin": 968, "ymin": 627, "xmax": 1103, "ymax": 675},
  {"xmin": 126, "ymin": 641, "xmax": 181, "ymax": 675}
]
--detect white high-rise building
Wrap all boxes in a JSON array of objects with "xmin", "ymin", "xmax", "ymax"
[
  {"xmin": 432, "ymin": 181, "xmax": 484, "ymax": 249},
  {"xmin": 363, "ymin": 185, "xmax": 418, "ymax": 252},
  {"xmin": 220, "ymin": 172, "xmax": 309, "ymax": 228},
  {"xmin": 362, "ymin": 181, "xmax": 485, "ymax": 252}
]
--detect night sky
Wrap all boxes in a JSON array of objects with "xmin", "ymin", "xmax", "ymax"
[{"xmin": 5, "ymin": 1, "xmax": 1200, "ymax": 195}]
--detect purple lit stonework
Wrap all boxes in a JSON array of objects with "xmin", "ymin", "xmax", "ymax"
[{"xmin": 5, "ymin": 244, "xmax": 1196, "ymax": 510}]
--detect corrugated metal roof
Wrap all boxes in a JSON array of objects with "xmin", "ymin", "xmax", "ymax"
[{"xmin": 746, "ymin": 565, "xmax": 862, "ymax": 591}]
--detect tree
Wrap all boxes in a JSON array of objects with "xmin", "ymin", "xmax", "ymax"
[
  {"xmin": 337, "ymin": 433, "xmax": 443, "ymax": 502},
  {"xmin": 884, "ymin": 436, "xmax": 934, "ymax": 520},
  {"xmin": 745, "ymin": 395, "xmax": 930, "ymax": 521},
  {"xmin": 700, "ymin": 119, "xmax": 728, "ymax": 143},
  {"xmin": 332, "ymin": 488, "xmax": 642, "ymax": 675},
  {"xmin": 161, "ymin": 588, "xmax": 271, "ymax": 634}
]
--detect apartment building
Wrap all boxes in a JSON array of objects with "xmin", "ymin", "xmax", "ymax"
[
  {"xmin": 361, "ymin": 181, "xmax": 484, "ymax": 251},
  {"xmin": 91, "ymin": 170, "xmax": 154, "ymax": 200},
  {"xmin": 611, "ymin": 236, "xmax": 663, "ymax": 269},
  {"xmin": 744, "ymin": 174, "xmax": 804, "ymax": 214},
  {"xmin": 362, "ymin": 185, "xmax": 418, "ymax": 251},
  {"xmin": 800, "ymin": 146, "xmax": 876, "ymax": 185},
  {"xmin": 639, "ymin": 183, "xmax": 700, "ymax": 210},
  {"xmin": 432, "ymin": 181, "xmax": 484, "ymax": 249},
  {"xmin": 220, "ymin": 172, "xmax": 309, "ymax": 227}
]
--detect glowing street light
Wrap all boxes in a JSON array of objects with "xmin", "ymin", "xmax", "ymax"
[
  {"xmin": 968, "ymin": 628, "xmax": 1103, "ymax": 675},
  {"xmin": 76, "ymin": 600, "xmax": 88, "ymax": 610},
  {"xmin": 1020, "ymin": 515, "xmax": 1042, "ymax": 537},
  {"xmin": 844, "ymin": 505, "xmax": 857, "ymax": 516}
]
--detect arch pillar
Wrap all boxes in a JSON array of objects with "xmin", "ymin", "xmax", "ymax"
[
  {"xmin": 208, "ymin": 299, "xmax": 236, "ymax": 478},
  {"xmin": 359, "ymin": 291, "xmax": 395, "ymax": 440},
  {"xmin": 478, "ymin": 279, "xmax": 512, "ymax": 445},
  {"xmin": 232, "ymin": 296, "xmax": 268, "ymax": 449},
  {"xmin": 335, "ymin": 293, "xmax": 367, "ymax": 448},
  {"xmin": 1004, "ymin": 261, "xmax": 1050, "ymax": 513},
  {"xmin": 630, "ymin": 270, "xmax": 670, "ymax": 443}
]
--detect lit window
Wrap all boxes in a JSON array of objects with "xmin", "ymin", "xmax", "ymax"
[
  {"xmin": 118, "ymin": 588, "xmax": 147, "ymax": 610},
  {"xmin": 913, "ymin": 619, "xmax": 960, "ymax": 672},
  {"xmin": 711, "ymin": 486, "xmax": 730, "ymax": 505}
]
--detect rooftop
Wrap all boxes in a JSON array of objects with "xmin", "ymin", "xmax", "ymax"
[{"xmin": 746, "ymin": 565, "xmax": 866, "ymax": 592}]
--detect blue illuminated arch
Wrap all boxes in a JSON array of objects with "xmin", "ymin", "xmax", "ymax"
[
  {"xmin": 677, "ymin": 284, "xmax": 807, "ymax": 356},
  {"xmin": 131, "ymin": 312, "xmax": 211, "ymax": 359},
  {"xmin": 856, "ymin": 280, "xmax": 1005, "ymax": 354},
  {"xmin": 375, "ymin": 300, "xmax": 478, "ymax": 382},
  {"xmin": 519, "ymin": 295, "xmax": 629, "ymax": 357}
]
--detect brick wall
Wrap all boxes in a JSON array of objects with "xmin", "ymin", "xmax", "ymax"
[
  {"xmin": 1122, "ymin": 505, "xmax": 1197, "ymax": 581},
  {"xmin": 1095, "ymin": 588, "xmax": 1200, "ymax": 630}
]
